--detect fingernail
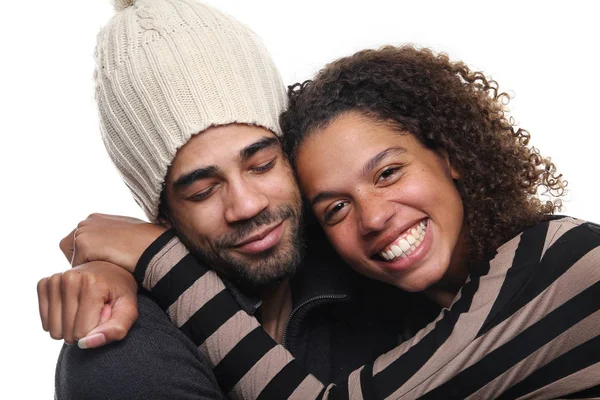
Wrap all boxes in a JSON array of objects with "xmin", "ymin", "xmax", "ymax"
[{"xmin": 78, "ymin": 333, "xmax": 106, "ymax": 349}]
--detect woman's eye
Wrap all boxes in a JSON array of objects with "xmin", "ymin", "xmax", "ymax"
[
  {"xmin": 377, "ymin": 166, "xmax": 402, "ymax": 184},
  {"xmin": 323, "ymin": 201, "xmax": 349, "ymax": 224},
  {"xmin": 251, "ymin": 159, "xmax": 276, "ymax": 173}
]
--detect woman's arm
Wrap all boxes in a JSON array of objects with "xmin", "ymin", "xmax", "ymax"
[{"xmin": 139, "ymin": 218, "xmax": 600, "ymax": 399}]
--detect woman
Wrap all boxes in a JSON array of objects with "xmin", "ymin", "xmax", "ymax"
[
  {"xmin": 282, "ymin": 45, "xmax": 566, "ymax": 303},
  {"xmin": 125, "ymin": 46, "xmax": 599, "ymax": 398},
  {"xmin": 53, "ymin": 46, "xmax": 600, "ymax": 398}
]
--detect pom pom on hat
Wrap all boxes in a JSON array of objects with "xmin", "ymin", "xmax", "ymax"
[{"xmin": 112, "ymin": 0, "xmax": 136, "ymax": 11}]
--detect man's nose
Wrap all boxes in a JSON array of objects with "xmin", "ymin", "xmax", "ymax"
[{"xmin": 224, "ymin": 178, "xmax": 269, "ymax": 223}]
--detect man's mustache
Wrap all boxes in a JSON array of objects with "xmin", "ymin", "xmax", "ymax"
[{"xmin": 215, "ymin": 205, "xmax": 297, "ymax": 248}]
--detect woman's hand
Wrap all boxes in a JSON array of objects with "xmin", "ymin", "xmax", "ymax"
[
  {"xmin": 37, "ymin": 261, "xmax": 138, "ymax": 349},
  {"xmin": 60, "ymin": 213, "xmax": 167, "ymax": 273}
]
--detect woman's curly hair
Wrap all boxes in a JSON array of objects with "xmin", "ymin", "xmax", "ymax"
[{"xmin": 280, "ymin": 45, "xmax": 566, "ymax": 263}]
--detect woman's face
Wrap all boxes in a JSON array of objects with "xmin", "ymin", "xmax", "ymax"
[{"xmin": 295, "ymin": 111, "xmax": 466, "ymax": 292}]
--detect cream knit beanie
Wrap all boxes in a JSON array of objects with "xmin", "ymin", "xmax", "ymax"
[{"xmin": 95, "ymin": 0, "xmax": 288, "ymax": 221}]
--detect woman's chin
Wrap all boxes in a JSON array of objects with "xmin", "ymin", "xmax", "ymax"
[{"xmin": 375, "ymin": 256, "xmax": 450, "ymax": 294}]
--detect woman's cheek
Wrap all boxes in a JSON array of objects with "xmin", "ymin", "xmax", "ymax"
[{"xmin": 325, "ymin": 222, "xmax": 360, "ymax": 262}]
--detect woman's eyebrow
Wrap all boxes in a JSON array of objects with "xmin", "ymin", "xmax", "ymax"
[
  {"xmin": 361, "ymin": 147, "xmax": 406, "ymax": 177},
  {"xmin": 310, "ymin": 190, "xmax": 345, "ymax": 208},
  {"xmin": 310, "ymin": 147, "xmax": 407, "ymax": 207}
]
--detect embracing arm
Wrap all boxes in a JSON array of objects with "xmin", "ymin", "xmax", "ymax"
[
  {"xmin": 140, "ymin": 219, "xmax": 600, "ymax": 399},
  {"xmin": 38, "ymin": 213, "xmax": 167, "ymax": 348},
  {"xmin": 40, "ymin": 214, "xmax": 225, "ymax": 399}
]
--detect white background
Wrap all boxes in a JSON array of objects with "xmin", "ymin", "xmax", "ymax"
[{"xmin": 1, "ymin": 0, "xmax": 599, "ymax": 397}]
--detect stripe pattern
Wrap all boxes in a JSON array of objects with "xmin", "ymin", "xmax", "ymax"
[{"xmin": 137, "ymin": 217, "xmax": 600, "ymax": 399}]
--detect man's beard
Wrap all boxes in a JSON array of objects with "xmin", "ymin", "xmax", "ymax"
[{"xmin": 171, "ymin": 204, "xmax": 304, "ymax": 289}]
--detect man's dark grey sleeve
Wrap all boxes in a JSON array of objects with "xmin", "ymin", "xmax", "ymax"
[{"xmin": 55, "ymin": 293, "xmax": 225, "ymax": 400}]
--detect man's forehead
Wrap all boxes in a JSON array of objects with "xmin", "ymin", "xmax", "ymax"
[{"xmin": 170, "ymin": 124, "xmax": 279, "ymax": 178}]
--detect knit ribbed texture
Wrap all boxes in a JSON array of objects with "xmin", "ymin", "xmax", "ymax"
[{"xmin": 95, "ymin": 0, "xmax": 288, "ymax": 221}]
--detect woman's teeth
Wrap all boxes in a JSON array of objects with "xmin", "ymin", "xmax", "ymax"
[{"xmin": 379, "ymin": 220, "xmax": 427, "ymax": 261}]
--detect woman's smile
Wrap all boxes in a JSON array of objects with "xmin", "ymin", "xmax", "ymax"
[{"xmin": 376, "ymin": 218, "xmax": 427, "ymax": 261}]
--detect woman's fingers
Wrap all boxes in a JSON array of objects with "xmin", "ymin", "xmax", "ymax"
[
  {"xmin": 37, "ymin": 277, "xmax": 49, "ymax": 332},
  {"xmin": 46, "ymin": 273, "xmax": 64, "ymax": 340}
]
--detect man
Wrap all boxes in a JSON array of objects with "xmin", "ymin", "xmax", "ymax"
[{"xmin": 38, "ymin": 0, "xmax": 435, "ymax": 398}]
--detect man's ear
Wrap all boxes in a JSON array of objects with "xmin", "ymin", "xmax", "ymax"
[
  {"xmin": 157, "ymin": 216, "xmax": 172, "ymax": 229},
  {"xmin": 439, "ymin": 149, "xmax": 461, "ymax": 180},
  {"xmin": 157, "ymin": 199, "xmax": 173, "ymax": 228},
  {"xmin": 157, "ymin": 186, "xmax": 173, "ymax": 228}
]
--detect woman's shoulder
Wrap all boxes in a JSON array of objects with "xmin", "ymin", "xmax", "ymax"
[
  {"xmin": 482, "ymin": 215, "xmax": 599, "ymax": 314},
  {"xmin": 531, "ymin": 215, "xmax": 600, "ymax": 261},
  {"xmin": 501, "ymin": 215, "xmax": 600, "ymax": 295},
  {"xmin": 473, "ymin": 216, "xmax": 600, "ymax": 341},
  {"xmin": 542, "ymin": 214, "xmax": 599, "ymax": 235},
  {"xmin": 494, "ymin": 216, "xmax": 600, "ymax": 260}
]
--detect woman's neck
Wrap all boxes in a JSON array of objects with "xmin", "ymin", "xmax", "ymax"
[
  {"xmin": 424, "ymin": 283, "xmax": 463, "ymax": 308},
  {"xmin": 425, "ymin": 225, "xmax": 470, "ymax": 308}
]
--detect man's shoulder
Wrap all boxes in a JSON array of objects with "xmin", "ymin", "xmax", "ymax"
[{"xmin": 55, "ymin": 293, "xmax": 224, "ymax": 400}]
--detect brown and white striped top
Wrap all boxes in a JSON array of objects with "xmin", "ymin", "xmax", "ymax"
[{"xmin": 134, "ymin": 216, "xmax": 600, "ymax": 399}]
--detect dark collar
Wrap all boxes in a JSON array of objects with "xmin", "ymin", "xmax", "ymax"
[{"xmin": 289, "ymin": 223, "xmax": 354, "ymax": 307}]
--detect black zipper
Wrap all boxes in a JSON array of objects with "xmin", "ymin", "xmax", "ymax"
[{"xmin": 282, "ymin": 294, "xmax": 347, "ymax": 347}]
